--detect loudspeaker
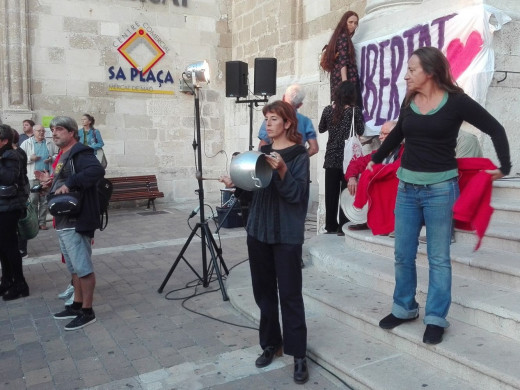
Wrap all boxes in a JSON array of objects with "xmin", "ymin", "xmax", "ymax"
[
  {"xmin": 226, "ymin": 61, "xmax": 248, "ymax": 97},
  {"xmin": 254, "ymin": 58, "xmax": 277, "ymax": 96}
]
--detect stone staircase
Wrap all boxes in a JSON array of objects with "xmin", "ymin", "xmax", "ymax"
[{"xmin": 225, "ymin": 178, "xmax": 520, "ymax": 390}]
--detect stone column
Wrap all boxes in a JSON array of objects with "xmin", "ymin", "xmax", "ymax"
[
  {"xmin": 366, "ymin": 0, "xmax": 423, "ymax": 14},
  {"xmin": 0, "ymin": 0, "xmax": 32, "ymax": 125}
]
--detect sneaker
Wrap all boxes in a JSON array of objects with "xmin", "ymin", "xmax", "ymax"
[
  {"xmin": 65, "ymin": 295, "xmax": 74, "ymax": 306},
  {"xmin": 58, "ymin": 284, "xmax": 74, "ymax": 299},
  {"xmin": 64, "ymin": 312, "xmax": 96, "ymax": 331},
  {"xmin": 53, "ymin": 306, "xmax": 81, "ymax": 320}
]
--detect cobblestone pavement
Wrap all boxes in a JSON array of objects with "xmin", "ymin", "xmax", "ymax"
[{"xmin": 0, "ymin": 202, "xmax": 348, "ymax": 389}]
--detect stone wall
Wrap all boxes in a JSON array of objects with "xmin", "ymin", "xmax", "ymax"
[
  {"xmin": 1, "ymin": 0, "xmax": 518, "ymax": 212},
  {"xmin": 2, "ymin": 0, "xmax": 231, "ymax": 203}
]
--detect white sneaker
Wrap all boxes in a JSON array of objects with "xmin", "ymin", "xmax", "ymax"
[
  {"xmin": 65, "ymin": 294, "xmax": 74, "ymax": 306},
  {"xmin": 58, "ymin": 284, "xmax": 74, "ymax": 299}
]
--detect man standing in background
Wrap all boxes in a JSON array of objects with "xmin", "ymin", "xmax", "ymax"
[
  {"xmin": 20, "ymin": 124, "xmax": 59, "ymax": 230},
  {"xmin": 19, "ymin": 119, "xmax": 35, "ymax": 145},
  {"xmin": 258, "ymin": 84, "xmax": 319, "ymax": 157}
]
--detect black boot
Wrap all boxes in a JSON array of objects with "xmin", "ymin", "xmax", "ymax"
[
  {"xmin": 293, "ymin": 357, "xmax": 309, "ymax": 384},
  {"xmin": 255, "ymin": 345, "xmax": 283, "ymax": 368},
  {"xmin": 0, "ymin": 277, "xmax": 13, "ymax": 296},
  {"xmin": 3, "ymin": 280, "xmax": 29, "ymax": 301}
]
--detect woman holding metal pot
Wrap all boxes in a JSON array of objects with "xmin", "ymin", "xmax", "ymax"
[{"xmin": 220, "ymin": 100, "xmax": 310, "ymax": 384}]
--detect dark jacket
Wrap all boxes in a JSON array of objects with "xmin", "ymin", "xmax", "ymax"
[
  {"xmin": 0, "ymin": 147, "xmax": 28, "ymax": 212},
  {"xmin": 246, "ymin": 144, "xmax": 310, "ymax": 245},
  {"xmin": 61, "ymin": 143, "xmax": 105, "ymax": 235}
]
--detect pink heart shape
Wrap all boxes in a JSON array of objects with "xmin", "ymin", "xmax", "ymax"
[{"xmin": 446, "ymin": 31, "xmax": 483, "ymax": 80}]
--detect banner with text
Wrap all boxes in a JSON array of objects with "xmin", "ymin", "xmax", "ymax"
[{"xmin": 355, "ymin": 5, "xmax": 511, "ymax": 135}]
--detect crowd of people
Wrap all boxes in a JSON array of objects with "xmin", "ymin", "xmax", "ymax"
[
  {"xmin": 0, "ymin": 9, "xmax": 513, "ymax": 386},
  {"xmin": 222, "ymin": 10, "xmax": 512, "ymax": 385},
  {"xmin": 0, "ymin": 115, "xmax": 106, "ymax": 332}
]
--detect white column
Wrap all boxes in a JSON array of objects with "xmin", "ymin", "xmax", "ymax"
[
  {"xmin": 366, "ymin": 0, "xmax": 423, "ymax": 14},
  {"xmin": 0, "ymin": 0, "xmax": 33, "ymax": 124}
]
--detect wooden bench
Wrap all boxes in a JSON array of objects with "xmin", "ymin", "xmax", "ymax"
[{"xmin": 108, "ymin": 175, "xmax": 164, "ymax": 211}]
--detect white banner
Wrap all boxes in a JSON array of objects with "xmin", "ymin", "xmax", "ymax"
[{"xmin": 355, "ymin": 5, "xmax": 511, "ymax": 136}]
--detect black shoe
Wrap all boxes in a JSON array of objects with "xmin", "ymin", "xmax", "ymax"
[
  {"xmin": 2, "ymin": 281, "xmax": 29, "ymax": 301},
  {"xmin": 255, "ymin": 345, "xmax": 282, "ymax": 368},
  {"xmin": 423, "ymin": 325, "xmax": 444, "ymax": 344},
  {"xmin": 53, "ymin": 305, "xmax": 82, "ymax": 320},
  {"xmin": 64, "ymin": 312, "xmax": 96, "ymax": 331},
  {"xmin": 0, "ymin": 278, "xmax": 13, "ymax": 296},
  {"xmin": 19, "ymin": 250, "xmax": 28, "ymax": 258},
  {"xmin": 293, "ymin": 357, "xmax": 309, "ymax": 384},
  {"xmin": 300, "ymin": 259, "xmax": 305, "ymax": 269},
  {"xmin": 379, "ymin": 313, "xmax": 419, "ymax": 329}
]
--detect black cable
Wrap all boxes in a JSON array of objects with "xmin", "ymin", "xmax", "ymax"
[
  {"xmin": 163, "ymin": 257, "xmax": 353, "ymax": 387},
  {"xmin": 164, "ymin": 258, "xmax": 258, "ymax": 331}
]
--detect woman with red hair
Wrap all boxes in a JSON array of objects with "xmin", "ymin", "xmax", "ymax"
[{"xmin": 321, "ymin": 10, "xmax": 361, "ymax": 105}]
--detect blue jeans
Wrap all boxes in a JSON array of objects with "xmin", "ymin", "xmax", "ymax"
[{"xmin": 392, "ymin": 178, "xmax": 459, "ymax": 328}]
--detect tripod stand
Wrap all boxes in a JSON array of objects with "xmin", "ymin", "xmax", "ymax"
[{"xmin": 158, "ymin": 86, "xmax": 229, "ymax": 301}]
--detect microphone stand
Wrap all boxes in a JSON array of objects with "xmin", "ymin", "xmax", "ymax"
[{"xmin": 234, "ymin": 97, "xmax": 268, "ymax": 150}]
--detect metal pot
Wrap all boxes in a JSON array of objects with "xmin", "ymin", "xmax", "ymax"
[{"xmin": 230, "ymin": 151, "xmax": 273, "ymax": 191}]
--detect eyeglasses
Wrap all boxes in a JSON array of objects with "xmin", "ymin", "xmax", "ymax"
[{"xmin": 35, "ymin": 130, "xmax": 46, "ymax": 133}]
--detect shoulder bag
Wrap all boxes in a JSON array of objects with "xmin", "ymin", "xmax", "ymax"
[
  {"xmin": 47, "ymin": 156, "xmax": 83, "ymax": 217},
  {"xmin": 342, "ymin": 107, "xmax": 364, "ymax": 172},
  {"xmin": 92, "ymin": 130, "xmax": 107, "ymax": 169},
  {"xmin": 18, "ymin": 202, "xmax": 39, "ymax": 240}
]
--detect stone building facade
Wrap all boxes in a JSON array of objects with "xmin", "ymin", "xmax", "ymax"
[{"xmin": 1, "ymin": 0, "xmax": 519, "ymax": 226}]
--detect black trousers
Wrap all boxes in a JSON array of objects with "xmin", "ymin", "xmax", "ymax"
[
  {"xmin": 0, "ymin": 210, "xmax": 24, "ymax": 283},
  {"xmin": 324, "ymin": 167, "xmax": 348, "ymax": 232},
  {"xmin": 247, "ymin": 235, "xmax": 307, "ymax": 358}
]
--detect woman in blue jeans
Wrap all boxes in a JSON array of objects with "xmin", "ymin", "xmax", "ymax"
[{"xmin": 368, "ymin": 47, "xmax": 511, "ymax": 344}]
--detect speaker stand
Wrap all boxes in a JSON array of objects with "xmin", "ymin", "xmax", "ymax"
[{"xmin": 235, "ymin": 97, "xmax": 269, "ymax": 150}]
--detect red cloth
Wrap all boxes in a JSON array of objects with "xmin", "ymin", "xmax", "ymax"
[
  {"xmin": 353, "ymin": 160, "xmax": 400, "ymax": 235},
  {"xmin": 354, "ymin": 156, "xmax": 496, "ymax": 250},
  {"xmin": 345, "ymin": 152, "xmax": 375, "ymax": 180},
  {"xmin": 453, "ymin": 158, "xmax": 496, "ymax": 250}
]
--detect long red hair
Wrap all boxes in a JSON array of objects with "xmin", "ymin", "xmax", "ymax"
[{"xmin": 321, "ymin": 11, "xmax": 358, "ymax": 72}]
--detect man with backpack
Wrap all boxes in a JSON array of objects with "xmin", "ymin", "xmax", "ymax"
[{"xmin": 36, "ymin": 116, "xmax": 105, "ymax": 330}]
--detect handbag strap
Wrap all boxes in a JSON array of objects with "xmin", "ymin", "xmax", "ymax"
[
  {"xmin": 349, "ymin": 107, "xmax": 356, "ymax": 138},
  {"xmin": 49, "ymin": 153, "xmax": 75, "ymax": 194}
]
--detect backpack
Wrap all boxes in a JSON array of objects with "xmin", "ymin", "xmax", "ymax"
[
  {"xmin": 70, "ymin": 153, "xmax": 113, "ymax": 231},
  {"xmin": 97, "ymin": 178, "xmax": 113, "ymax": 231}
]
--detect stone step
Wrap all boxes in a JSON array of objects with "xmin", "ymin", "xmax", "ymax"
[
  {"xmin": 492, "ymin": 177, "xmax": 520, "ymax": 198},
  {"xmin": 308, "ymin": 234, "xmax": 520, "ymax": 342},
  {"xmin": 226, "ymin": 261, "xmax": 520, "ymax": 390},
  {"xmin": 491, "ymin": 196, "xmax": 520, "ymax": 224},
  {"xmin": 344, "ymin": 229, "xmax": 520, "ymax": 291},
  {"xmin": 302, "ymin": 268, "xmax": 520, "ymax": 390},
  {"xmin": 226, "ymin": 263, "xmax": 479, "ymax": 390},
  {"xmin": 455, "ymin": 221, "xmax": 520, "ymax": 253}
]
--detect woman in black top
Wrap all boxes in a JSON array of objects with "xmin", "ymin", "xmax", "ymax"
[
  {"xmin": 221, "ymin": 101, "xmax": 310, "ymax": 384},
  {"xmin": 0, "ymin": 125, "xmax": 30, "ymax": 301},
  {"xmin": 370, "ymin": 47, "xmax": 510, "ymax": 344},
  {"xmin": 319, "ymin": 81, "xmax": 364, "ymax": 234}
]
